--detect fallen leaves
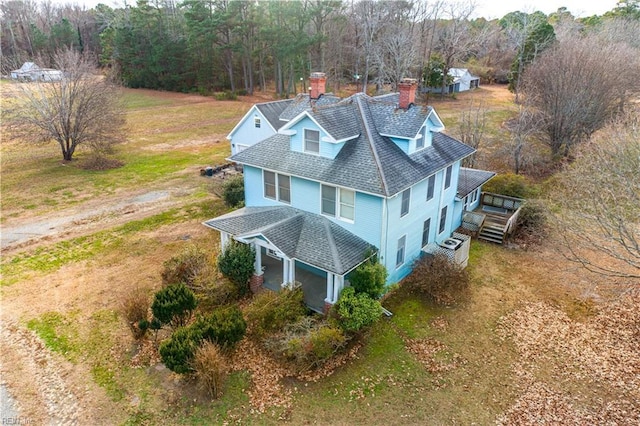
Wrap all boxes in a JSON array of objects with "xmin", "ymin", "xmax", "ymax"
[{"xmin": 496, "ymin": 291, "xmax": 640, "ymax": 423}]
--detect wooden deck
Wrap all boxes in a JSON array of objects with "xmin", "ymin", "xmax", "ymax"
[{"xmin": 462, "ymin": 192, "xmax": 525, "ymax": 244}]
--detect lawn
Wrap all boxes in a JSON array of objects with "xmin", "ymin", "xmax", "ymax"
[{"xmin": 1, "ymin": 83, "xmax": 636, "ymax": 425}]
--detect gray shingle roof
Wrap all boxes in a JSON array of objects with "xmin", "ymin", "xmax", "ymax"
[
  {"xmin": 203, "ymin": 206, "xmax": 374, "ymax": 275},
  {"xmin": 370, "ymin": 100, "xmax": 434, "ymax": 138},
  {"xmin": 279, "ymin": 93, "xmax": 342, "ymax": 121},
  {"xmin": 231, "ymin": 92, "xmax": 475, "ymax": 197},
  {"xmin": 255, "ymin": 99, "xmax": 294, "ymax": 131},
  {"xmin": 457, "ymin": 167, "xmax": 496, "ymax": 197}
]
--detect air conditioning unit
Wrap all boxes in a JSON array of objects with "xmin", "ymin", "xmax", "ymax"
[{"xmin": 439, "ymin": 238, "xmax": 463, "ymax": 250}]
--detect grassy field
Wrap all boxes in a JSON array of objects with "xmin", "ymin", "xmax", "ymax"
[{"xmin": 1, "ymin": 83, "xmax": 636, "ymax": 425}]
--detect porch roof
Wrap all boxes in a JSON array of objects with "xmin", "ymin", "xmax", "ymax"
[
  {"xmin": 457, "ymin": 167, "xmax": 496, "ymax": 198},
  {"xmin": 203, "ymin": 206, "xmax": 375, "ymax": 275}
]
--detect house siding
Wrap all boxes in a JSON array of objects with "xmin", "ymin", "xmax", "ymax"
[
  {"xmin": 288, "ymin": 117, "xmax": 343, "ymax": 159},
  {"xmin": 243, "ymin": 166, "xmax": 383, "ymax": 248},
  {"xmin": 229, "ymin": 107, "xmax": 276, "ymax": 155},
  {"xmin": 382, "ymin": 161, "xmax": 461, "ymax": 283}
]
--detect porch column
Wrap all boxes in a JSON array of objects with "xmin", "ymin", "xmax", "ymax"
[
  {"xmin": 325, "ymin": 273, "xmax": 335, "ymax": 304},
  {"xmin": 254, "ymin": 245, "xmax": 262, "ymax": 275},
  {"xmin": 289, "ymin": 259, "xmax": 296, "ymax": 284},
  {"xmin": 333, "ymin": 275, "xmax": 345, "ymax": 302},
  {"xmin": 220, "ymin": 231, "xmax": 229, "ymax": 248},
  {"xmin": 282, "ymin": 258, "xmax": 291, "ymax": 286}
]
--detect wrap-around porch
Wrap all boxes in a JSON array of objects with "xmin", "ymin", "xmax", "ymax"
[
  {"xmin": 260, "ymin": 247, "xmax": 344, "ymax": 313},
  {"xmin": 204, "ymin": 206, "xmax": 375, "ymax": 314}
]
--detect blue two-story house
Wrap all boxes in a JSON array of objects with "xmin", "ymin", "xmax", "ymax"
[{"xmin": 205, "ymin": 73, "xmax": 493, "ymax": 312}]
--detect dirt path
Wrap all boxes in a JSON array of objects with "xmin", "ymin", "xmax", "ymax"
[
  {"xmin": 0, "ymin": 180, "xmax": 206, "ymax": 255},
  {"xmin": 0, "ymin": 320, "xmax": 79, "ymax": 425}
]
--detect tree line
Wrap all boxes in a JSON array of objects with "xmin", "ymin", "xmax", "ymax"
[{"xmin": 2, "ymin": 0, "xmax": 638, "ymax": 97}]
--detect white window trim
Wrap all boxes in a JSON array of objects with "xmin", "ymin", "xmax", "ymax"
[
  {"xmin": 303, "ymin": 128, "xmax": 320, "ymax": 155},
  {"xmin": 400, "ymin": 188, "xmax": 411, "ymax": 217},
  {"xmin": 264, "ymin": 170, "xmax": 291, "ymax": 204},
  {"xmin": 320, "ymin": 184, "xmax": 355, "ymax": 223},
  {"xmin": 439, "ymin": 205, "xmax": 448, "ymax": 234},
  {"xmin": 422, "ymin": 218, "xmax": 431, "ymax": 248},
  {"xmin": 444, "ymin": 165, "xmax": 453, "ymax": 190},
  {"xmin": 263, "ymin": 170, "xmax": 276, "ymax": 200},
  {"xmin": 416, "ymin": 126, "xmax": 426, "ymax": 150},
  {"xmin": 426, "ymin": 174, "xmax": 436, "ymax": 202},
  {"xmin": 396, "ymin": 234, "xmax": 407, "ymax": 268},
  {"xmin": 254, "ymin": 116, "xmax": 261, "ymax": 128}
]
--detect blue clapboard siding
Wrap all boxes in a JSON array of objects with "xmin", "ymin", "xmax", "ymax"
[
  {"xmin": 382, "ymin": 161, "xmax": 461, "ymax": 284},
  {"xmin": 243, "ymin": 165, "xmax": 383, "ymax": 248},
  {"xmin": 229, "ymin": 107, "xmax": 277, "ymax": 155}
]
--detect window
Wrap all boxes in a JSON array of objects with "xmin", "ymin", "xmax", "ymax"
[
  {"xmin": 426, "ymin": 174, "xmax": 435, "ymax": 201},
  {"xmin": 416, "ymin": 126, "xmax": 426, "ymax": 149},
  {"xmin": 264, "ymin": 171, "xmax": 290, "ymax": 203},
  {"xmin": 400, "ymin": 188, "xmax": 411, "ymax": 217},
  {"xmin": 439, "ymin": 206, "xmax": 448, "ymax": 234},
  {"xmin": 321, "ymin": 185, "xmax": 336, "ymax": 216},
  {"xmin": 322, "ymin": 185, "xmax": 355, "ymax": 221},
  {"xmin": 422, "ymin": 218, "xmax": 431, "ymax": 247},
  {"xmin": 444, "ymin": 165, "xmax": 452, "ymax": 189},
  {"xmin": 264, "ymin": 171, "xmax": 276, "ymax": 199},
  {"xmin": 396, "ymin": 235, "xmax": 406, "ymax": 267},
  {"xmin": 304, "ymin": 129, "xmax": 320, "ymax": 154},
  {"xmin": 254, "ymin": 117, "xmax": 261, "ymax": 128},
  {"xmin": 278, "ymin": 174, "xmax": 290, "ymax": 203},
  {"xmin": 339, "ymin": 189, "xmax": 355, "ymax": 221}
]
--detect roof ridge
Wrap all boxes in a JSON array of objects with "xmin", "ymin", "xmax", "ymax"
[
  {"xmin": 323, "ymin": 220, "xmax": 343, "ymax": 274},
  {"xmin": 354, "ymin": 95, "xmax": 389, "ymax": 196}
]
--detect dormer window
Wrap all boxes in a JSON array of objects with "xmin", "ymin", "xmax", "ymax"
[
  {"xmin": 254, "ymin": 117, "xmax": 261, "ymax": 128},
  {"xmin": 416, "ymin": 126, "xmax": 426, "ymax": 150},
  {"xmin": 304, "ymin": 129, "xmax": 320, "ymax": 154}
]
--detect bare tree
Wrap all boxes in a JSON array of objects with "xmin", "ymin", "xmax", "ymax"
[
  {"xmin": 457, "ymin": 100, "xmax": 486, "ymax": 168},
  {"xmin": 503, "ymin": 102, "xmax": 543, "ymax": 175},
  {"xmin": 432, "ymin": 1, "xmax": 481, "ymax": 97},
  {"xmin": 551, "ymin": 113, "xmax": 640, "ymax": 279},
  {"xmin": 520, "ymin": 35, "xmax": 639, "ymax": 157},
  {"xmin": 6, "ymin": 49, "xmax": 125, "ymax": 161}
]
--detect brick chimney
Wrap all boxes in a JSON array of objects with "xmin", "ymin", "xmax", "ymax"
[
  {"xmin": 309, "ymin": 72, "xmax": 326, "ymax": 99},
  {"xmin": 398, "ymin": 78, "xmax": 417, "ymax": 109}
]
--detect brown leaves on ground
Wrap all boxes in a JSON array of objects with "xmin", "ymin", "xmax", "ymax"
[
  {"xmin": 228, "ymin": 336, "xmax": 364, "ymax": 413},
  {"xmin": 497, "ymin": 291, "xmax": 640, "ymax": 424}
]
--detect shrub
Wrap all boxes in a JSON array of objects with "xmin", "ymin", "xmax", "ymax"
[
  {"xmin": 403, "ymin": 254, "xmax": 470, "ymax": 306},
  {"xmin": 193, "ymin": 341, "xmax": 228, "ymax": 398},
  {"xmin": 308, "ymin": 325, "xmax": 347, "ymax": 362},
  {"xmin": 120, "ymin": 287, "xmax": 150, "ymax": 340},
  {"xmin": 217, "ymin": 240, "xmax": 255, "ymax": 296},
  {"xmin": 197, "ymin": 277, "xmax": 242, "ymax": 309},
  {"xmin": 221, "ymin": 175, "xmax": 245, "ymax": 208},
  {"xmin": 333, "ymin": 287, "xmax": 383, "ymax": 333},
  {"xmin": 348, "ymin": 258, "xmax": 387, "ymax": 299},
  {"xmin": 482, "ymin": 173, "xmax": 538, "ymax": 199},
  {"xmin": 245, "ymin": 288, "xmax": 307, "ymax": 338},
  {"xmin": 151, "ymin": 283, "xmax": 198, "ymax": 328},
  {"xmin": 264, "ymin": 317, "xmax": 347, "ymax": 370},
  {"xmin": 514, "ymin": 200, "xmax": 548, "ymax": 241},
  {"xmin": 159, "ymin": 326, "xmax": 200, "ymax": 374},
  {"xmin": 161, "ymin": 245, "xmax": 211, "ymax": 290},
  {"xmin": 194, "ymin": 306, "xmax": 246, "ymax": 348}
]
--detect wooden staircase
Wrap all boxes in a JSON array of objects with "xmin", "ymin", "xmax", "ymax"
[{"xmin": 478, "ymin": 214, "xmax": 508, "ymax": 244}]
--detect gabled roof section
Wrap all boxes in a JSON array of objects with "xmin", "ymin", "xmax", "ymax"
[
  {"xmin": 370, "ymin": 100, "xmax": 444, "ymax": 138},
  {"xmin": 457, "ymin": 167, "xmax": 496, "ymax": 197},
  {"xmin": 280, "ymin": 98, "xmax": 361, "ymax": 142},
  {"xmin": 203, "ymin": 206, "xmax": 374, "ymax": 275},
  {"xmin": 279, "ymin": 93, "xmax": 342, "ymax": 121},
  {"xmin": 232, "ymin": 92, "xmax": 475, "ymax": 197},
  {"xmin": 256, "ymin": 99, "xmax": 294, "ymax": 131}
]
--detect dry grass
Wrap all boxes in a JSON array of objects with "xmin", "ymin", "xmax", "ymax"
[{"xmin": 2, "ymin": 84, "xmax": 637, "ymax": 424}]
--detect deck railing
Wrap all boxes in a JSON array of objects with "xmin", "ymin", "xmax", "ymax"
[{"xmin": 480, "ymin": 192, "xmax": 525, "ymax": 237}]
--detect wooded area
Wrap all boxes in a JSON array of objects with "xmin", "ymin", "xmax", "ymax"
[{"xmin": 2, "ymin": 0, "xmax": 639, "ymax": 97}]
